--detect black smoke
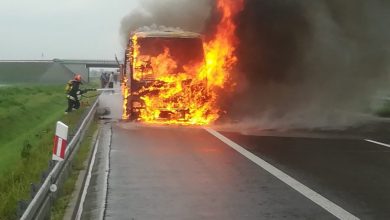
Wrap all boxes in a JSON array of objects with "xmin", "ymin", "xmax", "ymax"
[
  {"xmin": 119, "ymin": 0, "xmax": 213, "ymax": 47},
  {"xmin": 225, "ymin": 0, "xmax": 390, "ymax": 129}
]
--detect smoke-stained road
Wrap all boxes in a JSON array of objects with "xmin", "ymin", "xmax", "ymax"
[{"xmin": 80, "ymin": 120, "xmax": 390, "ymax": 219}]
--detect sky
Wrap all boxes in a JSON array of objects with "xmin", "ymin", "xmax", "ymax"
[{"xmin": 0, "ymin": 0, "xmax": 138, "ymax": 60}]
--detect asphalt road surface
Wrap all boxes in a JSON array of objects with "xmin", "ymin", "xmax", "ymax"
[
  {"xmin": 79, "ymin": 89, "xmax": 390, "ymax": 219},
  {"xmin": 79, "ymin": 123, "xmax": 390, "ymax": 219}
]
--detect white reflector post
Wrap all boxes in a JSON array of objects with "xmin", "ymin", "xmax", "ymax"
[{"xmin": 52, "ymin": 121, "xmax": 69, "ymax": 161}]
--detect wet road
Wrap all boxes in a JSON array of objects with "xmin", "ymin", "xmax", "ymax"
[
  {"xmin": 106, "ymin": 125, "xmax": 336, "ymax": 220},
  {"xmin": 222, "ymin": 132, "xmax": 390, "ymax": 219},
  {"xmin": 79, "ymin": 122, "xmax": 390, "ymax": 220},
  {"xmin": 79, "ymin": 89, "xmax": 390, "ymax": 219}
]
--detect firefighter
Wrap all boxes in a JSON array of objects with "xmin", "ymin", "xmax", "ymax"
[
  {"xmin": 108, "ymin": 72, "xmax": 114, "ymax": 88},
  {"xmin": 65, "ymin": 74, "xmax": 83, "ymax": 114}
]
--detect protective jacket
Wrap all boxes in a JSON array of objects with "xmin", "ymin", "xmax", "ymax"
[{"xmin": 66, "ymin": 80, "xmax": 83, "ymax": 100}]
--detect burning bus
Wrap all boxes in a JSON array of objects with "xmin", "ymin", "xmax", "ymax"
[
  {"xmin": 122, "ymin": 30, "xmax": 216, "ymax": 125},
  {"xmin": 121, "ymin": 1, "xmax": 243, "ymax": 125}
]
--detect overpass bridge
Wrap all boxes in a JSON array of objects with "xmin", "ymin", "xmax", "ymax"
[
  {"xmin": 54, "ymin": 59, "xmax": 120, "ymax": 82},
  {"xmin": 0, "ymin": 59, "xmax": 120, "ymax": 84},
  {"xmin": 54, "ymin": 59, "xmax": 119, "ymax": 68}
]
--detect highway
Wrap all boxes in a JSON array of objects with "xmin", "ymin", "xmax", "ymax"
[{"xmin": 79, "ymin": 90, "xmax": 390, "ymax": 220}]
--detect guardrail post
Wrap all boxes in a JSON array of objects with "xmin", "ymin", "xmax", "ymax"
[
  {"xmin": 31, "ymin": 183, "xmax": 39, "ymax": 198},
  {"xmin": 52, "ymin": 121, "xmax": 68, "ymax": 161},
  {"xmin": 41, "ymin": 170, "xmax": 49, "ymax": 182},
  {"xmin": 17, "ymin": 200, "xmax": 29, "ymax": 218},
  {"xmin": 49, "ymin": 160, "xmax": 56, "ymax": 169}
]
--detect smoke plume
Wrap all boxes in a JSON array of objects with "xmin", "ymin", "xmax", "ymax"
[
  {"xmin": 119, "ymin": 0, "xmax": 213, "ymax": 47},
  {"xmin": 227, "ymin": 0, "xmax": 390, "ymax": 129}
]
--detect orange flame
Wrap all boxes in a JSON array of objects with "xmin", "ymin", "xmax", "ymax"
[
  {"xmin": 121, "ymin": 75, "xmax": 130, "ymax": 120},
  {"xmin": 123, "ymin": 0, "xmax": 244, "ymax": 125},
  {"xmin": 202, "ymin": 0, "xmax": 244, "ymax": 88}
]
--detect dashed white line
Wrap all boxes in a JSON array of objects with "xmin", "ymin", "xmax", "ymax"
[
  {"xmin": 204, "ymin": 127, "xmax": 359, "ymax": 220},
  {"xmin": 365, "ymin": 139, "xmax": 390, "ymax": 148}
]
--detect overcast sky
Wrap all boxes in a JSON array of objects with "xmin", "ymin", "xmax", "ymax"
[{"xmin": 0, "ymin": 0, "xmax": 138, "ymax": 60}]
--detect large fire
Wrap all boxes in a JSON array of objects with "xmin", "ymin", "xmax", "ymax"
[{"xmin": 122, "ymin": 0, "xmax": 244, "ymax": 125}]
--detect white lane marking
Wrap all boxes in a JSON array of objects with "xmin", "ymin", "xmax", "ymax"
[
  {"xmin": 101, "ymin": 126, "xmax": 112, "ymax": 219},
  {"xmin": 365, "ymin": 139, "xmax": 390, "ymax": 148},
  {"xmin": 204, "ymin": 127, "xmax": 359, "ymax": 220},
  {"xmin": 75, "ymin": 134, "xmax": 100, "ymax": 220}
]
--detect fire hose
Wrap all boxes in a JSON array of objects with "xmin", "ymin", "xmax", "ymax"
[{"xmin": 80, "ymin": 88, "xmax": 116, "ymax": 99}]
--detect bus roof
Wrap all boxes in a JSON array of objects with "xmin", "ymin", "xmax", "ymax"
[{"xmin": 133, "ymin": 31, "xmax": 202, "ymax": 39}]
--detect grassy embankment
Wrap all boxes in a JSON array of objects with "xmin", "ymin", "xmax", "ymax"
[
  {"xmin": 0, "ymin": 85, "xmax": 97, "ymax": 220},
  {"xmin": 51, "ymin": 118, "xmax": 98, "ymax": 220}
]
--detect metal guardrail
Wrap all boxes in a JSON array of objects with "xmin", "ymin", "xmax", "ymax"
[{"xmin": 19, "ymin": 98, "xmax": 99, "ymax": 220}]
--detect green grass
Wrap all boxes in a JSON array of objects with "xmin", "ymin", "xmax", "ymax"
[
  {"xmin": 0, "ymin": 85, "xmax": 98, "ymax": 220},
  {"xmin": 51, "ymin": 119, "xmax": 98, "ymax": 220},
  {"xmin": 0, "ymin": 86, "xmax": 65, "ymax": 174}
]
